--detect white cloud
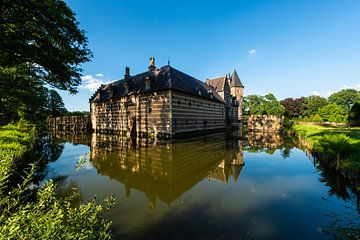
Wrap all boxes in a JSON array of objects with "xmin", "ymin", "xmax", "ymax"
[
  {"xmin": 342, "ymin": 84, "xmax": 360, "ymax": 91},
  {"xmin": 249, "ymin": 48, "xmax": 256, "ymax": 56},
  {"xmin": 311, "ymin": 83, "xmax": 360, "ymax": 97},
  {"xmin": 312, "ymin": 91, "xmax": 320, "ymax": 96},
  {"xmin": 80, "ymin": 74, "xmax": 114, "ymax": 92}
]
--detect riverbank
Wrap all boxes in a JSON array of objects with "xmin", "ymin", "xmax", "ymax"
[
  {"xmin": 291, "ymin": 123, "xmax": 360, "ymax": 189},
  {"xmin": 0, "ymin": 123, "xmax": 113, "ymax": 239}
]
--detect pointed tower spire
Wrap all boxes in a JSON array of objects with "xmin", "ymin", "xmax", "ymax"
[{"xmin": 230, "ymin": 69, "xmax": 244, "ymax": 87}]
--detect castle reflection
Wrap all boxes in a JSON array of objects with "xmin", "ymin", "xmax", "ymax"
[
  {"xmin": 48, "ymin": 130, "xmax": 288, "ymax": 208},
  {"xmin": 89, "ymin": 133, "xmax": 245, "ymax": 208}
]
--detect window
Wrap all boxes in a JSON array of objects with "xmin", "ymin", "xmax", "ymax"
[
  {"xmin": 178, "ymin": 100, "xmax": 180, "ymax": 105},
  {"xmin": 124, "ymin": 84, "xmax": 129, "ymax": 94},
  {"xmin": 145, "ymin": 76, "xmax": 151, "ymax": 90},
  {"xmin": 148, "ymin": 107, "xmax": 152, "ymax": 113},
  {"xmin": 189, "ymin": 102, "xmax": 191, "ymax": 107}
]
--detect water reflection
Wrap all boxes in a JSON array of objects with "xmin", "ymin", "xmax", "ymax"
[
  {"xmin": 89, "ymin": 133, "xmax": 244, "ymax": 207},
  {"xmin": 44, "ymin": 130, "xmax": 359, "ymax": 239}
]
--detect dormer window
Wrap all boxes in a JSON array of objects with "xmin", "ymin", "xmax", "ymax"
[
  {"xmin": 124, "ymin": 83, "xmax": 129, "ymax": 94},
  {"xmin": 145, "ymin": 76, "xmax": 151, "ymax": 90}
]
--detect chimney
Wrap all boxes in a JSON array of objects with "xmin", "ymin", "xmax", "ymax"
[{"xmin": 124, "ymin": 66, "xmax": 130, "ymax": 78}]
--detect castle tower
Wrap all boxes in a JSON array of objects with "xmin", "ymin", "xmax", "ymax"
[{"xmin": 230, "ymin": 69, "xmax": 244, "ymax": 121}]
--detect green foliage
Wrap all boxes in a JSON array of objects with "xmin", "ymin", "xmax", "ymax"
[
  {"xmin": 244, "ymin": 93, "xmax": 285, "ymax": 116},
  {"xmin": 349, "ymin": 103, "xmax": 360, "ymax": 126},
  {"xmin": 47, "ymin": 90, "xmax": 68, "ymax": 117},
  {"xmin": 318, "ymin": 103, "xmax": 346, "ymax": 122},
  {"xmin": 303, "ymin": 95, "xmax": 327, "ymax": 116},
  {"xmin": 1, "ymin": 0, "xmax": 92, "ymax": 93},
  {"xmin": 64, "ymin": 111, "xmax": 90, "ymax": 116},
  {"xmin": 0, "ymin": 180, "xmax": 114, "ymax": 240},
  {"xmin": 335, "ymin": 115, "xmax": 343, "ymax": 124},
  {"xmin": 0, "ymin": 0, "xmax": 91, "ymax": 124},
  {"xmin": 316, "ymin": 134, "xmax": 352, "ymax": 169},
  {"xmin": 0, "ymin": 124, "xmax": 114, "ymax": 239},
  {"xmin": 328, "ymin": 89, "xmax": 360, "ymax": 113},
  {"xmin": 312, "ymin": 114, "xmax": 323, "ymax": 123},
  {"xmin": 292, "ymin": 124, "xmax": 360, "ymax": 174}
]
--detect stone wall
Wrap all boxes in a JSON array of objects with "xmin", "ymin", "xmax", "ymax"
[
  {"xmin": 91, "ymin": 91, "xmax": 171, "ymax": 137},
  {"xmin": 90, "ymin": 90, "xmax": 230, "ymax": 138},
  {"xmin": 46, "ymin": 115, "xmax": 91, "ymax": 133},
  {"xmin": 247, "ymin": 115, "xmax": 284, "ymax": 132},
  {"xmin": 171, "ymin": 91, "xmax": 226, "ymax": 134}
]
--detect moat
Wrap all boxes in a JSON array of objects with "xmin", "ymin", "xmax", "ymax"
[{"xmin": 40, "ymin": 132, "xmax": 359, "ymax": 240}]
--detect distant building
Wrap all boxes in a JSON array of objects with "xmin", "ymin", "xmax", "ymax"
[{"xmin": 89, "ymin": 57, "xmax": 244, "ymax": 138}]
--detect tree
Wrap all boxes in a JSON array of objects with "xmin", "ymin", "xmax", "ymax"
[
  {"xmin": 303, "ymin": 95, "xmax": 327, "ymax": 116},
  {"xmin": 349, "ymin": 102, "xmax": 360, "ymax": 126},
  {"xmin": 318, "ymin": 103, "xmax": 346, "ymax": 122},
  {"xmin": 280, "ymin": 97, "xmax": 305, "ymax": 118},
  {"xmin": 47, "ymin": 90, "xmax": 68, "ymax": 117},
  {"xmin": 244, "ymin": 93, "xmax": 285, "ymax": 115},
  {"xmin": 1, "ymin": 0, "xmax": 92, "ymax": 93},
  {"xmin": 329, "ymin": 89, "xmax": 360, "ymax": 113},
  {"xmin": 263, "ymin": 93, "xmax": 285, "ymax": 115},
  {"xmin": 0, "ymin": 0, "xmax": 91, "ymax": 124}
]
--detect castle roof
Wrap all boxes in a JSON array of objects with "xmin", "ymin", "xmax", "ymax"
[
  {"xmin": 90, "ymin": 65, "xmax": 224, "ymax": 103},
  {"xmin": 205, "ymin": 76, "xmax": 227, "ymax": 92},
  {"xmin": 230, "ymin": 69, "xmax": 244, "ymax": 88}
]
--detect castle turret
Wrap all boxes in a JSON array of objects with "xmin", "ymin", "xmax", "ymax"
[{"xmin": 230, "ymin": 69, "xmax": 244, "ymax": 121}]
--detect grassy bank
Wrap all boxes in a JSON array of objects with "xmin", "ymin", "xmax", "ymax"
[
  {"xmin": 0, "ymin": 123, "xmax": 113, "ymax": 239},
  {"xmin": 292, "ymin": 123, "xmax": 360, "ymax": 186}
]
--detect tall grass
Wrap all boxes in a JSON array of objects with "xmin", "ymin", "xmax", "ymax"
[{"xmin": 0, "ymin": 123, "xmax": 114, "ymax": 239}]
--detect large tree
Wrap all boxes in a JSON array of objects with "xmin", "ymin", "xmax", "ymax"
[
  {"xmin": 318, "ymin": 103, "xmax": 346, "ymax": 122},
  {"xmin": 280, "ymin": 97, "xmax": 305, "ymax": 118},
  {"xmin": 1, "ymin": 0, "xmax": 92, "ymax": 93},
  {"xmin": 328, "ymin": 89, "xmax": 360, "ymax": 113},
  {"xmin": 244, "ymin": 93, "xmax": 285, "ymax": 116},
  {"xmin": 0, "ymin": 0, "xmax": 91, "ymax": 124},
  {"xmin": 47, "ymin": 90, "xmax": 68, "ymax": 117},
  {"xmin": 303, "ymin": 95, "xmax": 327, "ymax": 116}
]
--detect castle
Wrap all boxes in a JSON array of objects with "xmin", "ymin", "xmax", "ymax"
[{"xmin": 89, "ymin": 57, "xmax": 244, "ymax": 138}]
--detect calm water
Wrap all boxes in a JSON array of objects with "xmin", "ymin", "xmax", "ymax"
[{"xmin": 42, "ymin": 132, "xmax": 359, "ymax": 240}]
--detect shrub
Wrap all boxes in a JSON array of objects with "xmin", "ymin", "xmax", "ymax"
[
  {"xmin": 0, "ymin": 124, "xmax": 114, "ymax": 239},
  {"xmin": 312, "ymin": 114, "xmax": 323, "ymax": 123},
  {"xmin": 317, "ymin": 134, "xmax": 352, "ymax": 170}
]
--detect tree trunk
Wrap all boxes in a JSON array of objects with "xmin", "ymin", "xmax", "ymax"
[{"xmin": 336, "ymin": 153, "xmax": 340, "ymax": 171}]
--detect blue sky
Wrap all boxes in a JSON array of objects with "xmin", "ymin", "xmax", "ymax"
[{"xmin": 61, "ymin": 0, "xmax": 360, "ymax": 111}]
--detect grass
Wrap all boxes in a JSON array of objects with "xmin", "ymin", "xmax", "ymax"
[
  {"xmin": 0, "ymin": 122, "xmax": 114, "ymax": 239},
  {"xmin": 292, "ymin": 123, "xmax": 360, "ymax": 180}
]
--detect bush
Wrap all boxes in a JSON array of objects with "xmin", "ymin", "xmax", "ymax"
[
  {"xmin": 328, "ymin": 115, "xmax": 336, "ymax": 123},
  {"xmin": 312, "ymin": 114, "xmax": 323, "ymax": 123},
  {"xmin": 335, "ymin": 115, "xmax": 343, "ymax": 124},
  {"xmin": 0, "ymin": 124, "xmax": 114, "ymax": 239}
]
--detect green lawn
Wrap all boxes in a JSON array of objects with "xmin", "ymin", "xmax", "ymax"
[{"xmin": 292, "ymin": 123, "xmax": 360, "ymax": 140}]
